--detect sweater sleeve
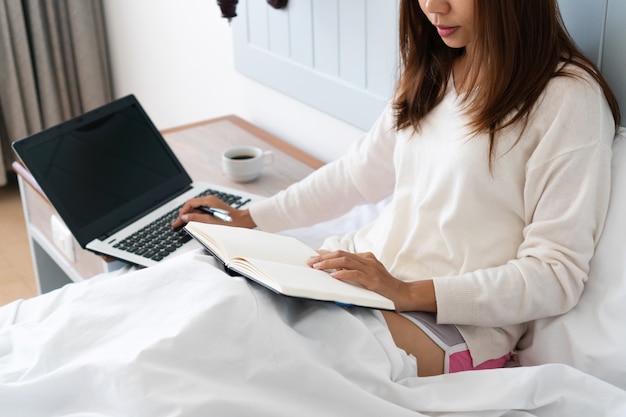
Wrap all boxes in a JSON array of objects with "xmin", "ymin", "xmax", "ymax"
[
  {"xmin": 250, "ymin": 105, "xmax": 397, "ymax": 232},
  {"xmin": 434, "ymin": 73, "xmax": 616, "ymax": 328}
]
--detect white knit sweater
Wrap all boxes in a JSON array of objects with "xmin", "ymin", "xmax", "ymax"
[{"xmin": 250, "ymin": 68, "xmax": 615, "ymax": 366}]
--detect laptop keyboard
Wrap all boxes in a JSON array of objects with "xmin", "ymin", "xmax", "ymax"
[{"xmin": 112, "ymin": 188, "xmax": 251, "ymax": 262}]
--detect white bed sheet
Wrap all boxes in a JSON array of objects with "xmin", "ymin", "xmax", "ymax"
[{"xmin": 1, "ymin": 248, "xmax": 625, "ymax": 417}]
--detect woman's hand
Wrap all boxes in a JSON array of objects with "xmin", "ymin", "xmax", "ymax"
[
  {"xmin": 307, "ymin": 250, "xmax": 436, "ymax": 313},
  {"xmin": 171, "ymin": 196, "xmax": 257, "ymax": 229}
]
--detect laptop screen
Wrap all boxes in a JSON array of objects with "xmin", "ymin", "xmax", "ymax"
[{"xmin": 12, "ymin": 95, "xmax": 192, "ymax": 247}]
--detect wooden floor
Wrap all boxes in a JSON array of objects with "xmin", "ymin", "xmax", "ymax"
[{"xmin": 0, "ymin": 172, "xmax": 37, "ymax": 306}]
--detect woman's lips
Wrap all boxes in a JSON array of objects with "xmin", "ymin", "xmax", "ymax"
[{"xmin": 436, "ymin": 26, "xmax": 459, "ymax": 37}]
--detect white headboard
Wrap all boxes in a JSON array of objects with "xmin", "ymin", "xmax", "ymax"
[
  {"xmin": 559, "ymin": 0, "xmax": 625, "ymax": 127},
  {"xmin": 232, "ymin": 0, "xmax": 625, "ymax": 130},
  {"xmin": 232, "ymin": 0, "xmax": 398, "ymax": 131}
]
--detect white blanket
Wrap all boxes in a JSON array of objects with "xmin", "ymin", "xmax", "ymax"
[{"xmin": 1, "ymin": 249, "xmax": 625, "ymax": 417}]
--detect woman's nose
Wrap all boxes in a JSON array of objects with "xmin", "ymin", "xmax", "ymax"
[{"xmin": 423, "ymin": 0, "xmax": 450, "ymax": 15}]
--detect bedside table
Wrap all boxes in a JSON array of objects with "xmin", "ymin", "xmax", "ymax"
[{"xmin": 13, "ymin": 115, "xmax": 324, "ymax": 294}]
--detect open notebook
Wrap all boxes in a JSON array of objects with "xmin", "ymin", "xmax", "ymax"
[{"xmin": 184, "ymin": 221, "xmax": 395, "ymax": 310}]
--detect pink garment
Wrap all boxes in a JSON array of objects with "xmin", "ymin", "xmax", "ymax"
[{"xmin": 449, "ymin": 351, "xmax": 511, "ymax": 373}]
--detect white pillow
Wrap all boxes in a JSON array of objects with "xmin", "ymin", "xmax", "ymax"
[{"xmin": 519, "ymin": 128, "xmax": 626, "ymax": 390}]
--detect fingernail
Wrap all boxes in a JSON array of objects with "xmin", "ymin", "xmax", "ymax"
[{"xmin": 181, "ymin": 214, "xmax": 188, "ymax": 221}]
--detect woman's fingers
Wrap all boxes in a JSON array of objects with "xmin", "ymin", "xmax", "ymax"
[
  {"xmin": 171, "ymin": 196, "xmax": 233, "ymax": 228},
  {"xmin": 309, "ymin": 251, "xmax": 394, "ymax": 290}
]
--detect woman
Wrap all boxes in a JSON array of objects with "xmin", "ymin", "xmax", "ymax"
[{"xmin": 173, "ymin": 0, "xmax": 620, "ymax": 376}]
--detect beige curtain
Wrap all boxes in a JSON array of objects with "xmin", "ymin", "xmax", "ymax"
[{"xmin": 0, "ymin": 0, "xmax": 113, "ymax": 185}]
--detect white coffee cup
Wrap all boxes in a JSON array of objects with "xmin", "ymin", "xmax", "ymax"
[{"xmin": 222, "ymin": 146, "xmax": 274, "ymax": 182}]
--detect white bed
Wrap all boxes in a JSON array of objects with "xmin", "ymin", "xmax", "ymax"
[
  {"xmin": 0, "ymin": 127, "xmax": 625, "ymax": 416},
  {"xmin": 3, "ymin": 2, "xmax": 626, "ymax": 411}
]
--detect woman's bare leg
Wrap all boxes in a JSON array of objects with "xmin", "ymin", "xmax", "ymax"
[{"xmin": 382, "ymin": 311, "xmax": 445, "ymax": 377}]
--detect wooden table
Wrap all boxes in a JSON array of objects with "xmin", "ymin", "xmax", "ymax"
[{"xmin": 13, "ymin": 115, "xmax": 323, "ymax": 293}]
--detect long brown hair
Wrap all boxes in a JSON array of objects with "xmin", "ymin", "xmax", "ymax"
[{"xmin": 394, "ymin": 0, "xmax": 621, "ymax": 165}]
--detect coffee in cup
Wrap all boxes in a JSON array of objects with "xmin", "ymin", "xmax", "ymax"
[{"xmin": 222, "ymin": 146, "xmax": 274, "ymax": 182}]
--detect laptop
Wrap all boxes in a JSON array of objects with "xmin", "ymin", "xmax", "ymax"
[{"xmin": 12, "ymin": 94, "xmax": 264, "ymax": 268}]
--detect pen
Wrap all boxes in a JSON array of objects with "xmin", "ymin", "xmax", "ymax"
[{"xmin": 198, "ymin": 206, "xmax": 233, "ymax": 223}]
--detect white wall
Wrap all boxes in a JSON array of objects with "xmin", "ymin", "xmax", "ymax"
[{"xmin": 102, "ymin": 0, "xmax": 365, "ymax": 162}]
